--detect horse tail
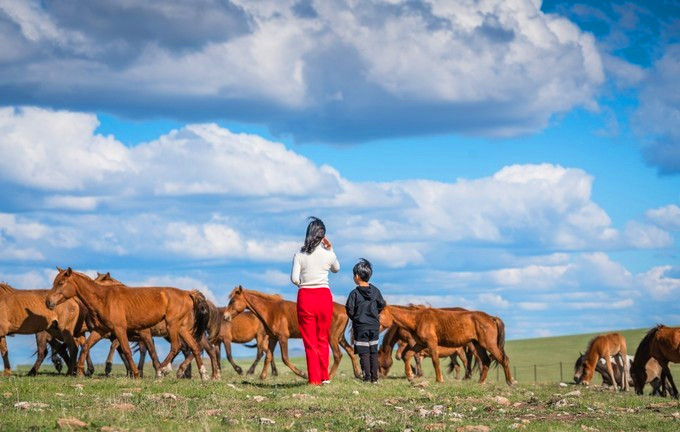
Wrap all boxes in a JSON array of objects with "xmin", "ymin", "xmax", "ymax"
[
  {"xmin": 189, "ymin": 290, "xmax": 210, "ymax": 343},
  {"xmin": 205, "ymin": 301, "xmax": 221, "ymax": 345},
  {"xmin": 244, "ymin": 343, "xmax": 258, "ymax": 349},
  {"xmin": 493, "ymin": 316, "xmax": 508, "ymax": 366}
]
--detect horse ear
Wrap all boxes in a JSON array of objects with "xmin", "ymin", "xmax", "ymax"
[
  {"xmin": 105, "ymin": 272, "xmax": 111, "ymax": 279},
  {"xmin": 57, "ymin": 266, "xmax": 64, "ymax": 272},
  {"xmin": 236, "ymin": 285, "xmax": 243, "ymax": 293},
  {"xmin": 65, "ymin": 267, "xmax": 72, "ymax": 276},
  {"xmin": 97, "ymin": 272, "xmax": 102, "ymax": 277}
]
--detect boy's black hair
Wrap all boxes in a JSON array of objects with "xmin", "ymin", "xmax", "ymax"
[{"xmin": 353, "ymin": 258, "xmax": 373, "ymax": 282}]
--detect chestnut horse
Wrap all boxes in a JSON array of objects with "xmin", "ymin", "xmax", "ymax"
[
  {"xmin": 0, "ymin": 282, "xmax": 85, "ymax": 376},
  {"xmin": 631, "ymin": 325, "xmax": 680, "ymax": 398},
  {"xmin": 95, "ymin": 272, "xmax": 222, "ymax": 380},
  {"xmin": 381, "ymin": 305, "xmax": 512, "ymax": 384},
  {"xmin": 574, "ymin": 354, "xmax": 668, "ymax": 396},
  {"xmin": 223, "ymin": 285, "xmax": 360, "ymax": 380},
  {"xmin": 573, "ymin": 333, "xmax": 629, "ymax": 391},
  {"xmin": 215, "ymin": 308, "xmax": 277, "ymax": 376},
  {"xmin": 46, "ymin": 268, "xmax": 210, "ymax": 379}
]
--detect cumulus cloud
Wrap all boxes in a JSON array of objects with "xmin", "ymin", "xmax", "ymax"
[
  {"xmin": 646, "ymin": 204, "xmax": 680, "ymax": 231},
  {"xmin": 0, "ymin": 0, "xmax": 604, "ymax": 141},
  {"xmin": 638, "ymin": 265, "xmax": 680, "ymax": 300},
  {"xmin": 633, "ymin": 45, "xmax": 680, "ymax": 174}
]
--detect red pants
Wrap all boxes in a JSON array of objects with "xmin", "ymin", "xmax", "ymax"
[{"xmin": 297, "ymin": 288, "xmax": 333, "ymax": 385}]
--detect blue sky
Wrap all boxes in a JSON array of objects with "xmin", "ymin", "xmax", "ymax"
[{"xmin": 0, "ymin": 0, "xmax": 678, "ymax": 365}]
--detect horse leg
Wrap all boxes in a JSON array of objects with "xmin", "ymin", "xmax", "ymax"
[
  {"xmin": 660, "ymin": 362, "xmax": 678, "ymax": 399},
  {"xmin": 604, "ymin": 355, "xmax": 618, "ymax": 391},
  {"xmin": 138, "ymin": 330, "xmax": 162, "ymax": 379},
  {"xmin": 179, "ymin": 327, "xmax": 208, "ymax": 381},
  {"xmin": 78, "ymin": 331, "xmax": 103, "ymax": 377},
  {"xmin": 105, "ymin": 340, "xmax": 118, "ymax": 376},
  {"xmin": 427, "ymin": 344, "xmax": 443, "ymax": 383},
  {"xmin": 472, "ymin": 341, "xmax": 491, "ymax": 383},
  {"xmin": 328, "ymin": 334, "xmax": 343, "ymax": 379},
  {"xmin": 259, "ymin": 338, "xmax": 276, "ymax": 380},
  {"xmin": 450, "ymin": 354, "xmax": 460, "ymax": 380},
  {"xmin": 482, "ymin": 340, "xmax": 513, "ymax": 386},
  {"xmin": 619, "ymin": 350, "xmax": 629, "ymax": 392},
  {"xmin": 459, "ymin": 350, "xmax": 469, "ymax": 380},
  {"xmin": 201, "ymin": 337, "xmax": 220, "ymax": 380},
  {"xmin": 58, "ymin": 329, "xmax": 78, "ymax": 376},
  {"xmin": 115, "ymin": 343, "xmax": 132, "ymax": 377},
  {"xmin": 28, "ymin": 333, "xmax": 48, "ymax": 376},
  {"xmin": 158, "ymin": 325, "xmax": 182, "ymax": 376},
  {"xmin": 176, "ymin": 347, "xmax": 194, "ymax": 379},
  {"xmin": 246, "ymin": 340, "xmax": 261, "ymax": 375},
  {"xmin": 414, "ymin": 352, "xmax": 423, "ymax": 376},
  {"xmin": 49, "ymin": 339, "xmax": 65, "ymax": 374},
  {"xmin": 279, "ymin": 337, "xmax": 306, "ymax": 378},
  {"xmin": 269, "ymin": 339, "xmax": 279, "ymax": 377},
  {"xmin": 339, "ymin": 335, "xmax": 362, "ymax": 379},
  {"xmin": 224, "ymin": 341, "xmax": 243, "ymax": 375},
  {"xmin": 112, "ymin": 329, "xmax": 139, "ymax": 379},
  {"xmin": 0, "ymin": 336, "xmax": 11, "ymax": 376}
]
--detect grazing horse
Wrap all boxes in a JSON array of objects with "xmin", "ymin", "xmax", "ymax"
[
  {"xmin": 574, "ymin": 353, "xmax": 668, "ymax": 396},
  {"xmin": 215, "ymin": 308, "xmax": 277, "ymax": 376},
  {"xmin": 574, "ymin": 333, "xmax": 629, "ymax": 391},
  {"xmin": 0, "ymin": 283, "xmax": 85, "ymax": 376},
  {"xmin": 223, "ymin": 285, "xmax": 361, "ymax": 380},
  {"xmin": 380, "ymin": 305, "xmax": 512, "ymax": 384},
  {"xmin": 46, "ymin": 267, "xmax": 210, "ymax": 379},
  {"xmin": 631, "ymin": 325, "xmax": 680, "ymax": 398}
]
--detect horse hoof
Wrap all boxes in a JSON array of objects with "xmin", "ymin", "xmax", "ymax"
[
  {"xmin": 161, "ymin": 364, "xmax": 172, "ymax": 376},
  {"xmin": 235, "ymin": 367, "xmax": 243, "ymax": 375},
  {"xmin": 2, "ymin": 370, "xmax": 11, "ymax": 377},
  {"xmin": 105, "ymin": 363, "xmax": 112, "ymax": 376},
  {"xmin": 27, "ymin": 370, "xmax": 37, "ymax": 377},
  {"xmin": 156, "ymin": 370, "xmax": 163, "ymax": 379},
  {"xmin": 200, "ymin": 366, "xmax": 209, "ymax": 381},
  {"xmin": 272, "ymin": 371, "xmax": 279, "ymax": 377}
]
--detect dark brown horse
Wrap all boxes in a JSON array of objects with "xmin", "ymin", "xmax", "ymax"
[
  {"xmin": 223, "ymin": 286, "xmax": 360, "ymax": 379},
  {"xmin": 215, "ymin": 308, "xmax": 277, "ymax": 376},
  {"xmin": 29, "ymin": 332, "xmax": 94, "ymax": 377},
  {"xmin": 1, "ymin": 283, "xmax": 85, "ymax": 376},
  {"xmin": 632, "ymin": 325, "xmax": 680, "ymax": 398},
  {"xmin": 46, "ymin": 268, "xmax": 209, "ymax": 379},
  {"xmin": 573, "ymin": 333, "xmax": 629, "ymax": 391},
  {"xmin": 381, "ymin": 305, "xmax": 512, "ymax": 384}
]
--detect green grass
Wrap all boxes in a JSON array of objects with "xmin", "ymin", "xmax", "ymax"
[{"xmin": 0, "ymin": 328, "xmax": 678, "ymax": 431}]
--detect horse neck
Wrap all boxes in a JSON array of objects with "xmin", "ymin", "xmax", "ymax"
[
  {"xmin": 243, "ymin": 292, "xmax": 275, "ymax": 329},
  {"xmin": 72, "ymin": 274, "xmax": 107, "ymax": 314},
  {"xmin": 388, "ymin": 306, "xmax": 417, "ymax": 331}
]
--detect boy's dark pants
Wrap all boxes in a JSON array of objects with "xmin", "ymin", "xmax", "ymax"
[{"xmin": 354, "ymin": 329, "xmax": 379, "ymax": 381}]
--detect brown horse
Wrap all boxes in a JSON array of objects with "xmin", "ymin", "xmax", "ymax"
[
  {"xmin": 574, "ymin": 333, "xmax": 629, "ymax": 391},
  {"xmin": 631, "ymin": 325, "xmax": 680, "ymax": 398},
  {"xmin": 381, "ymin": 305, "xmax": 512, "ymax": 384},
  {"xmin": 95, "ymin": 272, "xmax": 222, "ymax": 380},
  {"xmin": 46, "ymin": 268, "xmax": 210, "ymax": 379},
  {"xmin": 223, "ymin": 285, "xmax": 360, "ymax": 380},
  {"xmin": 215, "ymin": 308, "xmax": 277, "ymax": 376},
  {"xmin": 0, "ymin": 283, "xmax": 85, "ymax": 376}
]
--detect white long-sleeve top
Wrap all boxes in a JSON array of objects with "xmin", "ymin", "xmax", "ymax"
[{"xmin": 290, "ymin": 245, "xmax": 340, "ymax": 289}]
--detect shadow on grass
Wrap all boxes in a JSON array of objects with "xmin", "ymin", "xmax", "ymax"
[{"xmin": 239, "ymin": 380, "xmax": 308, "ymax": 389}]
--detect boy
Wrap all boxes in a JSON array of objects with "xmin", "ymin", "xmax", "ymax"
[{"xmin": 345, "ymin": 258, "xmax": 386, "ymax": 383}]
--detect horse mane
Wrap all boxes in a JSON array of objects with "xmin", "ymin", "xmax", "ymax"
[
  {"xmin": 584, "ymin": 335, "xmax": 599, "ymax": 355},
  {"xmin": 0, "ymin": 282, "xmax": 15, "ymax": 293},
  {"xmin": 244, "ymin": 289, "xmax": 283, "ymax": 302},
  {"xmin": 634, "ymin": 324, "xmax": 664, "ymax": 359}
]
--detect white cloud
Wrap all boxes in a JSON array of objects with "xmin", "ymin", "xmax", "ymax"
[
  {"xmin": 0, "ymin": 1, "xmax": 604, "ymax": 140},
  {"xmin": 638, "ymin": 266, "xmax": 680, "ymax": 300},
  {"xmin": 478, "ymin": 293, "xmax": 510, "ymax": 309},
  {"xmin": 623, "ymin": 221, "xmax": 673, "ymax": 249},
  {"xmin": 632, "ymin": 44, "xmax": 680, "ymax": 174},
  {"xmin": 519, "ymin": 302, "xmax": 548, "ymax": 311},
  {"xmin": 646, "ymin": 204, "xmax": 680, "ymax": 231}
]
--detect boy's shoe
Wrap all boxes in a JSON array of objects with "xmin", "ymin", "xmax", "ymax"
[
  {"xmin": 371, "ymin": 379, "xmax": 379, "ymax": 385},
  {"xmin": 321, "ymin": 380, "xmax": 331, "ymax": 385}
]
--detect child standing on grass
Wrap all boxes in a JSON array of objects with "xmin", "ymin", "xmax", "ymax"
[{"xmin": 345, "ymin": 258, "xmax": 386, "ymax": 383}]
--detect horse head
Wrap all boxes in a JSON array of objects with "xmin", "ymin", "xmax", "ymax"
[
  {"xmin": 573, "ymin": 352, "xmax": 586, "ymax": 384},
  {"xmin": 94, "ymin": 272, "xmax": 122, "ymax": 285},
  {"xmin": 46, "ymin": 267, "xmax": 76, "ymax": 309},
  {"xmin": 223, "ymin": 285, "xmax": 246, "ymax": 321}
]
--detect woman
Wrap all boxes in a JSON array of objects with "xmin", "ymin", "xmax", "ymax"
[{"xmin": 290, "ymin": 217, "xmax": 339, "ymax": 385}]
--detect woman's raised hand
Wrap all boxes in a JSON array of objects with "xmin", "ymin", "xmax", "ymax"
[{"xmin": 322, "ymin": 237, "xmax": 332, "ymax": 250}]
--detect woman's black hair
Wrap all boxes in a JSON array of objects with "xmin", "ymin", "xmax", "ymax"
[
  {"xmin": 301, "ymin": 217, "xmax": 326, "ymax": 254},
  {"xmin": 353, "ymin": 258, "xmax": 372, "ymax": 282}
]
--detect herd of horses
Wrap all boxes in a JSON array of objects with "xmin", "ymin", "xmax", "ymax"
[{"xmin": 1, "ymin": 267, "xmax": 678, "ymax": 400}]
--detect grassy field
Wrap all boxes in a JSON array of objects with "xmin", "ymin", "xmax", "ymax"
[{"xmin": 0, "ymin": 329, "xmax": 678, "ymax": 431}]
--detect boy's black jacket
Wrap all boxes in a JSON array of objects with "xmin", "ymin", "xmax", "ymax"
[{"xmin": 345, "ymin": 283, "xmax": 386, "ymax": 331}]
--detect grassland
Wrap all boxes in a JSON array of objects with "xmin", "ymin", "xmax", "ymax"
[{"xmin": 0, "ymin": 329, "xmax": 678, "ymax": 431}]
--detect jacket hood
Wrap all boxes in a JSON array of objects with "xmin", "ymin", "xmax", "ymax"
[{"xmin": 356, "ymin": 283, "xmax": 378, "ymax": 301}]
